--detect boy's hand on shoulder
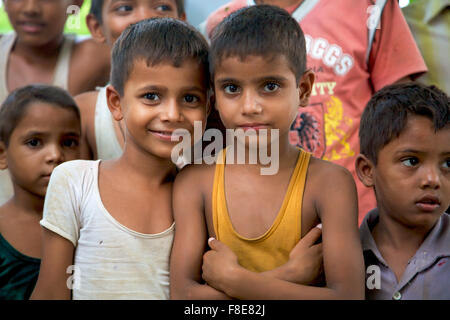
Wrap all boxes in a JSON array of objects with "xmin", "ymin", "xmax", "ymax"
[
  {"xmin": 202, "ymin": 238, "xmax": 240, "ymax": 293},
  {"xmin": 285, "ymin": 225, "xmax": 324, "ymax": 285}
]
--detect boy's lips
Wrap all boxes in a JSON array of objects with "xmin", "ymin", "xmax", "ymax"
[
  {"xmin": 149, "ymin": 130, "xmax": 176, "ymax": 142},
  {"xmin": 18, "ymin": 21, "xmax": 46, "ymax": 33},
  {"xmin": 236, "ymin": 123, "xmax": 270, "ymax": 132},
  {"xmin": 415, "ymin": 195, "xmax": 441, "ymax": 212}
]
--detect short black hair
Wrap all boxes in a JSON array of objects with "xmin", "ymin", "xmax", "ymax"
[
  {"xmin": 210, "ymin": 5, "xmax": 307, "ymax": 82},
  {"xmin": 359, "ymin": 83, "xmax": 450, "ymax": 165},
  {"xmin": 89, "ymin": 0, "xmax": 185, "ymax": 24},
  {"xmin": 0, "ymin": 85, "xmax": 81, "ymax": 147},
  {"xmin": 110, "ymin": 17, "xmax": 209, "ymax": 96}
]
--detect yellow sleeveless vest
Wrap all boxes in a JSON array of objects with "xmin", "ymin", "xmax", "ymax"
[{"xmin": 212, "ymin": 148, "xmax": 311, "ymax": 272}]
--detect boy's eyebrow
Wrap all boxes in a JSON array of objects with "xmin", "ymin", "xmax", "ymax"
[
  {"xmin": 20, "ymin": 131, "xmax": 81, "ymax": 138},
  {"xmin": 396, "ymin": 149, "xmax": 450, "ymax": 155},
  {"xmin": 215, "ymin": 76, "xmax": 289, "ymax": 84},
  {"xmin": 137, "ymin": 85, "xmax": 206, "ymax": 93}
]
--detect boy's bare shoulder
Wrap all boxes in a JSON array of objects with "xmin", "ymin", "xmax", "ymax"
[
  {"xmin": 307, "ymin": 157, "xmax": 356, "ymax": 190},
  {"xmin": 175, "ymin": 162, "xmax": 216, "ymax": 194},
  {"xmin": 71, "ymin": 38, "xmax": 110, "ymax": 92},
  {"xmin": 74, "ymin": 90, "xmax": 99, "ymax": 113}
]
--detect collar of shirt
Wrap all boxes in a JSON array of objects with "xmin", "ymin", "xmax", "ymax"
[
  {"xmin": 360, "ymin": 209, "xmax": 450, "ymax": 284},
  {"xmin": 423, "ymin": 0, "xmax": 450, "ymax": 24}
]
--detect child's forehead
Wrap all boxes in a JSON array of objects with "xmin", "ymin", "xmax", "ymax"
[
  {"xmin": 103, "ymin": 0, "xmax": 178, "ymax": 9},
  {"xmin": 214, "ymin": 53, "xmax": 295, "ymax": 77},
  {"xmin": 383, "ymin": 115, "xmax": 450, "ymax": 154},
  {"xmin": 125, "ymin": 58, "xmax": 208, "ymax": 89},
  {"xmin": 18, "ymin": 102, "xmax": 79, "ymax": 124}
]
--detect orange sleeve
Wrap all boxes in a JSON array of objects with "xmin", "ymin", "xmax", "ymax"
[
  {"xmin": 368, "ymin": 0, "xmax": 427, "ymax": 92},
  {"xmin": 205, "ymin": 0, "xmax": 248, "ymax": 39}
]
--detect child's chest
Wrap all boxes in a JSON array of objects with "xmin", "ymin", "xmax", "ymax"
[
  {"xmin": 99, "ymin": 182, "xmax": 174, "ymax": 235},
  {"xmin": 204, "ymin": 168, "xmax": 319, "ymax": 239},
  {"xmin": 0, "ymin": 213, "xmax": 42, "ymax": 259},
  {"xmin": 7, "ymin": 52, "xmax": 58, "ymax": 92}
]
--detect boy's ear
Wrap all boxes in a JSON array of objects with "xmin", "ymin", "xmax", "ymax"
[
  {"xmin": 355, "ymin": 153, "xmax": 375, "ymax": 188},
  {"xmin": 86, "ymin": 13, "xmax": 106, "ymax": 43},
  {"xmin": 179, "ymin": 12, "xmax": 187, "ymax": 22},
  {"xmin": 0, "ymin": 141, "xmax": 8, "ymax": 170},
  {"xmin": 298, "ymin": 69, "xmax": 315, "ymax": 107},
  {"xmin": 106, "ymin": 85, "xmax": 124, "ymax": 121}
]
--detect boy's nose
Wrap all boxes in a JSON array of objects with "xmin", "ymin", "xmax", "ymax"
[
  {"xmin": 22, "ymin": 0, "xmax": 42, "ymax": 16},
  {"xmin": 45, "ymin": 144, "xmax": 64, "ymax": 165},
  {"xmin": 420, "ymin": 166, "xmax": 441, "ymax": 190},
  {"xmin": 160, "ymin": 99, "xmax": 184, "ymax": 122},
  {"xmin": 242, "ymin": 90, "xmax": 262, "ymax": 115}
]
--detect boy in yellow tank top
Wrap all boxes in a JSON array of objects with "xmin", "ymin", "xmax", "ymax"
[{"xmin": 170, "ymin": 5, "xmax": 365, "ymax": 299}]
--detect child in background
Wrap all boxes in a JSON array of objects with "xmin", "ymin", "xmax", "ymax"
[
  {"xmin": 170, "ymin": 5, "xmax": 364, "ymax": 300},
  {"xmin": 202, "ymin": 0, "xmax": 428, "ymax": 224},
  {"xmin": 0, "ymin": 0, "xmax": 110, "ymax": 205},
  {"xmin": 0, "ymin": 85, "xmax": 81, "ymax": 299},
  {"xmin": 0, "ymin": 0, "xmax": 110, "ymax": 100},
  {"xmin": 31, "ymin": 18, "xmax": 210, "ymax": 300},
  {"xmin": 356, "ymin": 83, "xmax": 450, "ymax": 300},
  {"xmin": 75, "ymin": 0, "xmax": 186, "ymax": 160}
]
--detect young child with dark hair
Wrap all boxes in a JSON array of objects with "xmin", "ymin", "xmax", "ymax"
[
  {"xmin": 201, "ymin": 0, "xmax": 428, "ymax": 224},
  {"xmin": 0, "ymin": 0, "xmax": 110, "ymax": 101},
  {"xmin": 0, "ymin": 0, "xmax": 110, "ymax": 205},
  {"xmin": 170, "ymin": 5, "xmax": 365, "ymax": 300},
  {"xmin": 356, "ymin": 83, "xmax": 450, "ymax": 300},
  {"xmin": 0, "ymin": 85, "xmax": 81, "ymax": 300},
  {"xmin": 75, "ymin": 0, "xmax": 186, "ymax": 160},
  {"xmin": 31, "ymin": 17, "xmax": 210, "ymax": 300}
]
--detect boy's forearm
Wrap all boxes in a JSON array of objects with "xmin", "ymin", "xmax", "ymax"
[
  {"xmin": 262, "ymin": 263, "xmax": 310, "ymax": 285},
  {"xmin": 223, "ymin": 266, "xmax": 361, "ymax": 300},
  {"xmin": 172, "ymin": 282, "xmax": 232, "ymax": 300}
]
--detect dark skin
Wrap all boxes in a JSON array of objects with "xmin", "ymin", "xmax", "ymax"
[
  {"xmin": 356, "ymin": 116, "xmax": 450, "ymax": 283},
  {"xmin": 0, "ymin": 104, "xmax": 81, "ymax": 261},
  {"xmin": 31, "ymin": 57, "xmax": 209, "ymax": 299},
  {"xmin": 170, "ymin": 55, "xmax": 365, "ymax": 300},
  {"xmin": 74, "ymin": 0, "xmax": 186, "ymax": 160},
  {"xmin": 3, "ymin": 0, "xmax": 110, "ymax": 96}
]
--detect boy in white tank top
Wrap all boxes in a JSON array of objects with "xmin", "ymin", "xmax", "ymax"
[
  {"xmin": 74, "ymin": 0, "xmax": 186, "ymax": 160},
  {"xmin": 30, "ymin": 18, "xmax": 210, "ymax": 300}
]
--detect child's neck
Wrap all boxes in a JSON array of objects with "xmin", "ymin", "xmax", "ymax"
[
  {"xmin": 227, "ymin": 137, "xmax": 298, "ymax": 174},
  {"xmin": 255, "ymin": 0, "xmax": 303, "ymax": 8},
  {"xmin": 10, "ymin": 187, "xmax": 45, "ymax": 217},
  {"xmin": 373, "ymin": 212, "xmax": 434, "ymax": 256},
  {"xmin": 114, "ymin": 145, "xmax": 177, "ymax": 186},
  {"xmin": 13, "ymin": 35, "xmax": 64, "ymax": 63}
]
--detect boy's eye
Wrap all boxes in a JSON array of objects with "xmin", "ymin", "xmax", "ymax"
[
  {"xmin": 156, "ymin": 5, "xmax": 173, "ymax": 12},
  {"xmin": 223, "ymin": 84, "xmax": 240, "ymax": 94},
  {"xmin": 263, "ymin": 82, "xmax": 280, "ymax": 93},
  {"xmin": 402, "ymin": 157, "xmax": 419, "ymax": 167},
  {"xmin": 26, "ymin": 138, "xmax": 41, "ymax": 148},
  {"xmin": 62, "ymin": 138, "xmax": 79, "ymax": 148},
  {"xmin": 115, "ymin": 5, "xmax": 133, "ymax": 13},
  {"xmin": 183, "ymin": 94, "xmax": 199, "ymax": 104},
  {"xmin": 143, "ymin": 93, "xmax": 160, "ymax": 102},
  {"xmin": 443, "ymin": 159, "xmax": 450, "ymax": 169}
]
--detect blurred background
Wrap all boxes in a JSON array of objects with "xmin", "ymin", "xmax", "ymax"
[{"xmin": 0, "ymin": 0, "xmax": 417, "ymax": 35}]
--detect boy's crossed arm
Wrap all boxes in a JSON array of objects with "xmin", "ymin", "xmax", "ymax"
[
  {"xmin": 170, "ymin": 166, "xmax": 326, "ymax": 300},
  {"xmin": 201, "ymin": 163, "xmax": 365, "ymax": 300}
]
